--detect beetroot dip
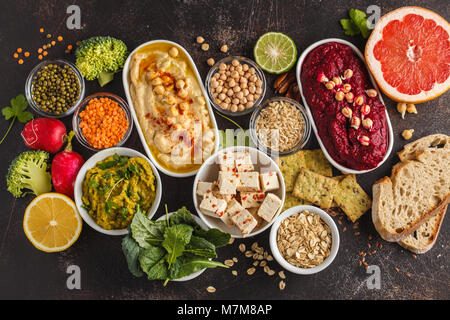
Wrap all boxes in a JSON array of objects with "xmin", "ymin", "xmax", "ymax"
[{"xmin": 300, "ymin": 42, "xmax": 388, "ymax": 170}]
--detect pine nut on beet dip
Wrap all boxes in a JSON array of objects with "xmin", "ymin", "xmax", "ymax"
[{"xmin": 300, "ymin": 42, "xmax": 388, "ymax": 170}]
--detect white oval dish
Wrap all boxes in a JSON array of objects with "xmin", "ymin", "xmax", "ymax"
[
  {"xmin": 156, "ymin": 212, "xmax": 209, "ymax": 281},
  {"xmin": 74, "ymin": 147, "xmax": 162, "ymax": 236},
  {"xmin": 193, "ymin": 146, "xmax": 286, "ymax": 238},
  {"xmin": 269, "ymin": 205, "xmax": 339, "ymax": 275},
  {"xmin": 122, "ymin": 40, "xmax": 220, "ymax": 178},
  {"xmin": 296, "ymin": 38, "xmax": 394, "ymax": 174}
]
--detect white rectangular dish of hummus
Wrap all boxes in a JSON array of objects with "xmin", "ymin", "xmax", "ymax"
[{"xmin": 122, "ymin": 40, "xmax": 219, "ymax": 177}]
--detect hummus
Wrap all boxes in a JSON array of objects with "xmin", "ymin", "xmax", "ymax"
[
  {"xmin": 128, "ymin": 43, "xmax": 216, "ymax": 173},
  {"xmin": 82, "ymin": 154, "xmax": 156, "ymax": 230},
  {"xmin": 300, "ymin": 42, "xmax": 388, "ymax": 170}
]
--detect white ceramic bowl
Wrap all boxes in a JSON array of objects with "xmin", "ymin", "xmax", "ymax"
[
  {"xmin": 122, "ymin": 40, "xmax": 220, "ymax": 178},
  {"xmin": 74, "ymin": 147, "xmax": 162, "ymax": 236},
  {"xmin": 269, "ymin": 205, "xmax": 339, "ymax": 275},
  {"xmin": 156, "ymin": 212, "xmax": 209, "ymax": 281},
  {"xmin": 193, "ymin": 146, "xmax": 285, "ymax": 238},
  {"xmin": 296, "ymin": 38, "xmax": 394, "ymax": 174}
]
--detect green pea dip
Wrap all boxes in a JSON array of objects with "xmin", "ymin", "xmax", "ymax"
[{"xmin": 82, "ymin": 154, "xmax": 156, "ymax": 230}]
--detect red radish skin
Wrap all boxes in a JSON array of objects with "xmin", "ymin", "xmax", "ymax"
[
  {"xmin": 21, "ymin": 118, "xmax": 66, "ymax": 153},
  {"xmin": 51, "ymin": 132, "xmax": 84, "ymax": 199}
]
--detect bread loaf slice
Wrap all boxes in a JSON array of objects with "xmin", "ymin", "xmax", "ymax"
[
  {"xmin": 398, "ymin": 134, "xmax": 449, "ymax": 161},
  {"xmin": 372, "ymin": 148, "xmax": 450, "ymax": 242},
  {"xmin": 398, "ymin": 204, "xmax": 448, "ymax": 254}
]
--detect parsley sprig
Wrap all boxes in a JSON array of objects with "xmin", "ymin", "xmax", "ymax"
[{"xmin": 1, "ymin": 94, "xmax": 33, "ymax": 145}]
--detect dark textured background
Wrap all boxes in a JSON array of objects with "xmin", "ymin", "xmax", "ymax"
[{"xmin": 0, "ymin": 0, "xmax": 448, "ymax": 300}]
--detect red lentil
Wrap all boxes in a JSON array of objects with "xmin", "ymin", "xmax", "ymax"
[{"xmin": 78, "ymin": 97, "xmax": 129, "ymax": 149}]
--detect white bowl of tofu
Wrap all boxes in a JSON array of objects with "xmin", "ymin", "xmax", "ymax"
[{"xmin": 193, "ymin": 146, "xmax": 285, "ymax": 238}]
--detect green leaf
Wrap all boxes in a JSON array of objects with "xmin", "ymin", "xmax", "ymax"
[
  {"xmin": 122, "ymin": 234, "xmax": 144, "ymax": 277},
  {"xmin": 130, "ymin": 208, "xmax": 166, "ymax": 248},
  {"xmin": 194, "ymin": 228, "xmax": 231, "ymax": 248},
  {"xmin": 1, "ymin": 107, "xmax": 15, "ymax": 120},
  {"xmin": 349, "ymin": 8, "xmax": 371, "ymax": 38},
  {"xmin": 173, "ymin": 256, "xmax": 228, "ymax": 280},
  {"xmin": 16, "ymin": 111, "xmax": 33, "ymax": 123},
  {"xmin": 138, "ymin": 246, "xmax": 168, "ymax": 280},
  {"xmin": 340, "ymin": 19, "xmax": 361, "ymax": 36},
  {"xmin": 168, "ymin": 206, "xmax": 199, "ymax": 228},
  {"xmin": 184, "ymin": 236, "xmax": 217, "ymax": 259},
  {"xmin": 105, "ymin": 200, "xmax": 117, "ymax": 215},
  {"xmin": 98, "ymin": 160, "xmax": 116, "ymax": 170},
  {"xmin": 162, "ymin": 224, "xmax": 193, "ymax": 268}
]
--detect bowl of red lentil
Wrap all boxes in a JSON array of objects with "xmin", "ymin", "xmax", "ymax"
[{"xmin": 72, "ymin": 92, "xmax": 133, "ymax": 151}]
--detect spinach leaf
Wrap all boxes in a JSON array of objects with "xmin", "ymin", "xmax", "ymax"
[
  {"xmin": 121, "ymin": 234, "xmax": 144, "ymax": 277},
  {"xmin": 173, "ymin": 256, "xmax": 228, "ymax": 280},
  {"xmin": 184, "ymin": 236, "xmax": 217, "ymax": 259},
  {"xmin": 138, "ymin": 246, "xmax": 168, "ymax": 280},
  {"xmin": 162, "ymin": 224, "xmax": 193, "ymax": 268},
  {"xmin": 168, "ymin": 206, "xmax": 199, "ymax": 228},
  {"xmin": 130, "ymin": 208, "xmax": 166, "ymax": 248},
  {"xmin": 194, "ymin": 228, "xmax": 231, "ymax": 248}
]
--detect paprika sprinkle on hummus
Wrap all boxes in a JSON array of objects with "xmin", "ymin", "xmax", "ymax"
[{"xmin": 300, "ymin": 42, "xmax": 388, "ymax": 170}]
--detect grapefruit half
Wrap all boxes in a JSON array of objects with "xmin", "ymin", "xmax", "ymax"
[{"xmin": 365, "ymin": 6, "xmax": 450, "ymax": 103}]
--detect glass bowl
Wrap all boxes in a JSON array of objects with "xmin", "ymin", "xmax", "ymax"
[
  {"xmin": 205, "ymin": 56, "xmax": 267, "ymax": 117},
  {"xmin": 72, "ymin": 92, "xmax": 134, "ymax": 152},
  {"xmin": 249, "ymin": 96, "xmax": 311, "ymax": 157},
  {"xmin": 25, "ymin": 59, "xmax": 85, "ymax": 118}
]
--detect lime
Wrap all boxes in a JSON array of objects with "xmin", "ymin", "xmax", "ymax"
[{"xmin": 253, "ymin": 32, "xmax": 297, "ymax": 74}]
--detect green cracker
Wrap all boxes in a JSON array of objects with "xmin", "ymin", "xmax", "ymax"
[
  {"xmin": 282, "ymin": 192, "xmax": 312, "ymax": 211},
  {"xmin": 292, "ymin": 168, "xmax": 338, "ymax": 209},
  {"xmin": 333, "ymin": 175, "xmax": 372, "ymax": 222},
  {"xmin": 304, "ymin": 149, "xmax": 333, "ymax": 177},
  {"xmin": 276, "ymin": 151, "xmax": 307, "ymax": 192}
]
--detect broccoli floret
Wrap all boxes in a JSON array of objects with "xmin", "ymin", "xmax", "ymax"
[
  {"xmin": 75, "ymin": 36, "xmax": 128, "ymax": 87},
  {"xmin": 7, "ymin": 151, "xmax": 52, "ymax": 198}
]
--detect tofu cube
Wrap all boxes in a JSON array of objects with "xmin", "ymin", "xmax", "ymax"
[
  {"xmin": 222, "ymin": 199, "xmax": 246, "ymax": 227},
  {"xmin": 217, "ymin": 171, "xmax": 239, "ymax": 195},
  {"xmin": 247, "ymin": 207, "xmax": 263, "ymax": 225},
  {"xmin": 197, "ymin": 181, "xmax": 214, "ymax": 197},
  {"xmin": 235, "ymin": 152, "xmax": 254, "ymax": 172},
  {"xmin": 237, "ymin": 172, "xmax": 260, "ymax": 192},
  {"xmin": 199, "ymin": 196, "xmax": 227, "ymax": 218},
  {"xmin": 231, "ymin": 209, "xmax": 258, "ymax": 236},
  {"xmin": 240, "ymin": 192, "xmax": 265, "ymax": 208},
  {"xmin": 260, "ymin": 171, "xmax": 280, "ymax": 192},
  {"xmin": 257, "ymin": 193, "xmax": 282, "ymax": 222},
  {"xmin": 218, "ymin": 151, "xmax": 235, "ymax": 172}
]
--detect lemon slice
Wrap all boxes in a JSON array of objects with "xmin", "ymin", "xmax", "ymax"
[
  {"xmin": 23, "ymin": 193, "xmax": 82, "ymax": 252},
  {"xmin": 254, "ymin": 32, "xmax": 298, "ymax": 74}
]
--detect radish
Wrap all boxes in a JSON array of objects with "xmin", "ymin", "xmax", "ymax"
[
  {"xmin": 21, "ymin": 118, "xmax": 66, "ymax": 153},
  {"xmin": 51, "ymin": 131, "xmax": 84, "ymax": 199}
]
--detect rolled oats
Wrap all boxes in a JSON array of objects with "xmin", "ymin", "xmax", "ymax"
[{"xmin": 277, "ymin": 210, "xmax": 332, "ymax": 268}]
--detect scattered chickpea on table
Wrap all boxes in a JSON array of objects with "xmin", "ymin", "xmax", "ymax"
[{"xmin": 209, "ymin": 59, "xmax": 263, "ymax": 113}]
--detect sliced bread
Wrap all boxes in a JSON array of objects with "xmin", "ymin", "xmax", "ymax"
[
  {"xmin": 372, "ymin": 147, "xmax": 450, "ymax": 242},
  {"xmin": 397, "ymin": 133, "xmax": 449, "ymax": 161},
  {"xmin": 398, "ymin": 204, "xmax": 448, "ymax": 254}
]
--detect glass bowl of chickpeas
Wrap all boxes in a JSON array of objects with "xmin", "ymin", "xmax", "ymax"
[
  {"xmin": 72, "ymin": 92, "xmax": 134, "ymax": 152},
  {"xmin": 25, "ymin": 59, "xmax": 85, "ymax": 118},
  {"xmin": 205, "ymin": 56, "xmax": 266, "ymax": 116}
]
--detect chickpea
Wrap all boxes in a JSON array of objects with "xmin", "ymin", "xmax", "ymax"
[
  {"xmin": 220, "ymin": 102, "xmax": 229, "ymax": 110},
  {"xmin": 229, "ymin": 66, "xmax": 235, "ymax": 72},
  {"xmin": 255, "ymin": 79, "xmax": 263, "ymax": 87},
  {"xmin": 219, "ymin": 63, "xmax": 227, "ymax": 70},
  {"xmin": 169, "ymin": 47, "xmax": 179, "ymax": 57},
  {"xmin": 246, "ymin": 101, "xmax": 254, "ymax": 109},
  {"xmin": 249, "ymin": 86, "xmax": 256, "ymax": 94},
  {"xmin": 220, "ymin": 44, "xmax": 228, "ymax": 53},
  {"xmin": 406, "ymin": 103, "xmax": 417, "ymax": 114},
  {"xmin": 152, "ymin": 77, "xmax": 162, "ymax": 86},
  {"xmin": 217, "ymin": 80, "xmax": 224, "ymax": 86},
  {"xmin": 243, "ymin": 88, "xmax": 249, "ymax": 96},
  {"xmin": 176, "ymin": 79, "xmax": 186, "ymax": 89},
  {"xmin": 185, "ymin": 78, "xmax": 192, "ymax": 87},
  {"xmin": 249, "ymin": 75, "xmax": 257, "ymax": 83},
  {"xmin": 146, "ymin": 71, "xmax": 158, "ymax": 81},
  {"xmin": 166, "ymin": 95, "xmax": 177, "ymax": 105},
  {"xmin": 227, "ymin": 89, "xmax": 234, "ymax": 96},
  {"xmin": 225, "ymin": 70, "xmax": 231, "ymax": 76},
  {"xmin": 196, "ymin": 36, "xmax": 205, "ymax": 44},
  {"xmin": 211, "ymin": 93, "xmax": 218, "ymax": 99},
  {"xmin": 213, "ymin": 73, "xmax": 220, "ymax": 79},
  {"xmin": 201, "ymin": 43, "xmax": 209, "ymax": 51},
  {"xmin": 397, "ymin": 102, "xmax": 407, "ymax": 119},
  {"xmin": 236, "ymin": 64, "xmax": 243, "ymax": 72},
  {"xmin": 242, "ymin": 64, "xmax": 249, "ymax": 72},
  {"xmin": 240, "ymin": 97, "xmax": 247, "ymax": 104},
  {"xmin": 214, "ymin": 98, "xmax": 222, "ymax": 105},
  {"xmin": 231, "ymin": 59, "xmax": 239, "ymax": 67},
  {"xmin": 216, "ymin": 86, "xmax": 223, "ymax": 93},
  {"xmin": 238, "ymin": 104, "xmax": 245, "ymax": 111},
  {"xmin": 154, "ymin": 85, "xmax": 165, "ymax": 95},
  {"xmin": 220, "ymin": 74, "xmax": 227, "ymax": 81},
  {"xmin": 178, "ymin": 88, "xmax": 188, "ymax": 99},
  {"xmin": 236, "ymin": 91, "xmax": 244, "ymax": 99},
  {"xmin": 180, "ymin": 102, "xmax": 190, "ymax": 110},
  {"xmin": 256, "ymin": 87, "xmax": 263, "ymax": 94},
  {"xmin": 231, "ymin": 71, "xmax": 239, "ymax": 79},
  {"xmin": 402, "ymin": 129, "xmax": 414, "ymax": 140},
  {"xmin": 249, "ymin": 67, "xmax": 256, "ymax": 74},
  {"xmin": 247, "ymin": 94, "xmax": 254, "ymax": 102},
  {"xmin": 170, "ymin": 106, "xmax": 179, "ymax": 116},
  {"xmin": 244, "ymin": 72, "xmax": 251, "ymax": 79},
  {"xmin": 228, "ymin": 79, "xmax": 236, "ymax": 87},
  {"xmin": 196, "ymin": 96, "xmax": 205, "ymax": 106},
  {"xmin": 207, "ymin": 58, "xmax": 215, "ymax": 66},
  {"xmin": 240, "ymin": 82, "xmax": 248, "ymax": 89},
  {"xmin": 224, "ymin": 97, "xmax": 231, "ymax": 104},
  {"xmin": 230, "ymin": 104, "xmax": 238, "ymax": 112},
  {"xmin": 240, "ymin": 76, "xmax": 248, "ymax": 83},
  {"xmin": 232, "ymin": 98, "xmax": 240, "ymax": 105},
  {"xmin": 233, "ymin": 85, "xmax": 241, "ymax": 93},
  {"xmin": 218, "ymin": 93, "xmax": 226, "ymax": 101},
  {"xmin": 254, "ymin": 94, "xmax": 260, "ymax": 101}
]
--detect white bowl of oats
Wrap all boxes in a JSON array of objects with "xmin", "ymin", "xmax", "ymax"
[
  {"xmin": 269, "ymin": 205, "xmax": 339, "ymax": 275},
  {"xmin": 249, "ymin": 96, "xmax": 311, "ymax": 157}
]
